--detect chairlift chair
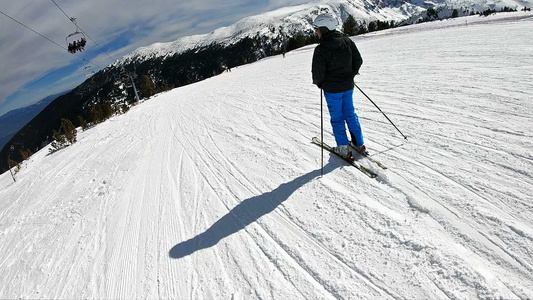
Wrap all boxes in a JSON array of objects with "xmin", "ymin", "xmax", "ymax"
[
  {"xmin": 113, "ymin": 71, "xmax": 127, "ymax": 85},
  {"xmin": 83, "ymin": 65, "xmax": 95, "ymax": 77},
  {"xmin": 120, "ymin": 72, "xmax": 133, "ymax": 87},
  {"xmin": 120, "ymin": 72, "xmax": 129, "ymax": 81},
  {"xmin": 65, "ymin": 18, "xmax": 86, "ymax": 53}
]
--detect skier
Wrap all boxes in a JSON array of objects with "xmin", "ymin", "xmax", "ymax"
[{"xmin": 311, "ymin": 13, "xmax": 366, "ymax": 160}]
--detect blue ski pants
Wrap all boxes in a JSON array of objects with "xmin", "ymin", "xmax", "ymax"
[{"xmin": 324, "ymin": 89, "xmax": 364, "ymax": 147}]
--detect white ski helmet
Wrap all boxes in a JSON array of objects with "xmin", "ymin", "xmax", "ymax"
[{"xmin": 312, "ymin": 13, "xmax": 339, "ymax": 31}]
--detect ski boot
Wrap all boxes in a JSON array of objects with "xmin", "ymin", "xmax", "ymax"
[
  {"xmin": 350, "ymin": 141, "xmax": 369, "ymax": 156},
  {"xmin": 332, "ymin": 145, "xmax": 354, "ymax": 161}
]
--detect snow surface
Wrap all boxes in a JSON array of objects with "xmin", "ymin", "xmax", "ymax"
[{"xmin": 1, "ymin": 13, "xmax": 533, "ymax": 299}]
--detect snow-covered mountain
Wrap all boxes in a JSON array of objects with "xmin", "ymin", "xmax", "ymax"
[
  {"xmin": 117, "ymin": 0, "xmax": 531, "ymax": 63},
  {"xmin": 1, "ymin": 12, "xmax": 532, "ymax": 299},
  {"xmin": 116, "ymin": 0, "xmax": 417, "ymax": 63}
]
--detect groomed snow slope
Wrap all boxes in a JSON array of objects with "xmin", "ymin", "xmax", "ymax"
[{"xmin": 1, "ymin": 12, "xmax": 532, "ymax": 299}]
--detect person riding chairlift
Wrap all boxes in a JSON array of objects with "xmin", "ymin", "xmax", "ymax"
[{"xmin": 78, "ymin": 37, "xmax": 86, "ymax": 51}]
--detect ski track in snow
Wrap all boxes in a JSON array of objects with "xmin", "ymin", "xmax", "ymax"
[{"xmin": 1, "ymin": 13, "xmax": 533, "ymax": 299}]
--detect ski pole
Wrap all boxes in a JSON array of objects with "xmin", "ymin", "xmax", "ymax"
[
  {"xmin": 320, "ymin": 89, "xmax": 324, "ymax": 176},
  {"xmin": 354, "ymin": 83, "xmax": 408, "ymax": 140}
]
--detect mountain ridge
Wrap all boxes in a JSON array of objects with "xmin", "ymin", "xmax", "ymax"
[{"xmin": 117, "ymin": 0, "xmax": 423, "ymax": 64}]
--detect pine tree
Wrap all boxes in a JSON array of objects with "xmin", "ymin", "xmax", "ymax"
[
  {"xmin": 101, "ymin": 102, "xmax": 114, "ymax": 120},
  {"xmin": 61, "ymin": 118, "xmax": 77, "ymax": 145},
  {"xmin": 77, "ymin": 115, "xmax": 88, "ymax": 130},
  {"xmin": 121, "ymin": 103, "xmax": 130, "ymax": 113},
  {"xmin": 343, "ymin": 15, "xmax": 358, "ymax": 36},
  {"xmin": 358, "ymin": 21, "xmax": 368, "ymax": 34},
  {"xmin": 51, "ymin": 129, "xmax": 67, "ymax": 151},
  {"xmin": 368, "ymin": 21, "xmax": 378, "ymax": 32},
  {"xmin": 452, "ymin": 9, "xmax": 459, "ymax": 18},
  {"xmin": 140, "ymin": 75, "xmax": 156, "ymax": 98},
  {"xmin": 89, "ymin": 103, "xmax": 104, "ymax": 124},
  {"xmin": 49, "ymin": 118, "xmax": 77, "ymax": 153},
  {"xmin": 18, "ymin": 149, "xmax": 33, "ymax": 160},
  {"xmin": 7, "ymin": 158, "xmax": 19, "ymax": 172}
]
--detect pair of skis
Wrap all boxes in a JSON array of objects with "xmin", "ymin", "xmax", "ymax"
[{"xmin": 311, "ymin": 137, "xmax": 386, "ymax": 178}]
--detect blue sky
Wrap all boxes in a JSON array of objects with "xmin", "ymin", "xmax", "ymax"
[{"xmin": 0, "ymin": 0, "xmax": 311, "ymax": 116}]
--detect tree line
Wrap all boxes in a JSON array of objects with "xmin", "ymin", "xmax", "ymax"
[
  {"xmin": 342, "ymin": 15, "xmax": 397, "ymax": 36},
  {"xmin": 48, "ymin": 101, "xmax": 131, "ymax": 154}
]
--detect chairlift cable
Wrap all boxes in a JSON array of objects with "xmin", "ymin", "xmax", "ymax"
[
  {"xmin": 51, "ymin": 0, "xmax": 117, "ymax": 62},
  {"xmin": 0, "ymin": 9, "xmax": 102, "ymax": 69},
  {"xmin": 1, "ymin": 9, "xmax": 65, "ymax": 51}
]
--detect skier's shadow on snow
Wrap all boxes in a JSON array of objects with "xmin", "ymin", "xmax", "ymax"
[{"xmin": 169, "ymin": 163, "xmax": 335, "ymax": 259}]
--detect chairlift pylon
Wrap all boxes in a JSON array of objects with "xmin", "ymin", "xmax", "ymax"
[
  {"xmin": 66, "ymin": 17, "xmax": 87, "ymax": 54},
  {"xmin": 114, "ymin": 69, "xmax": 139, "ymax": 102}
]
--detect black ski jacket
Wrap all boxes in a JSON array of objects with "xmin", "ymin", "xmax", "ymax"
[{"xmin": 312, "ymin": 31, "xmax": 363, "ymax": 93}]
